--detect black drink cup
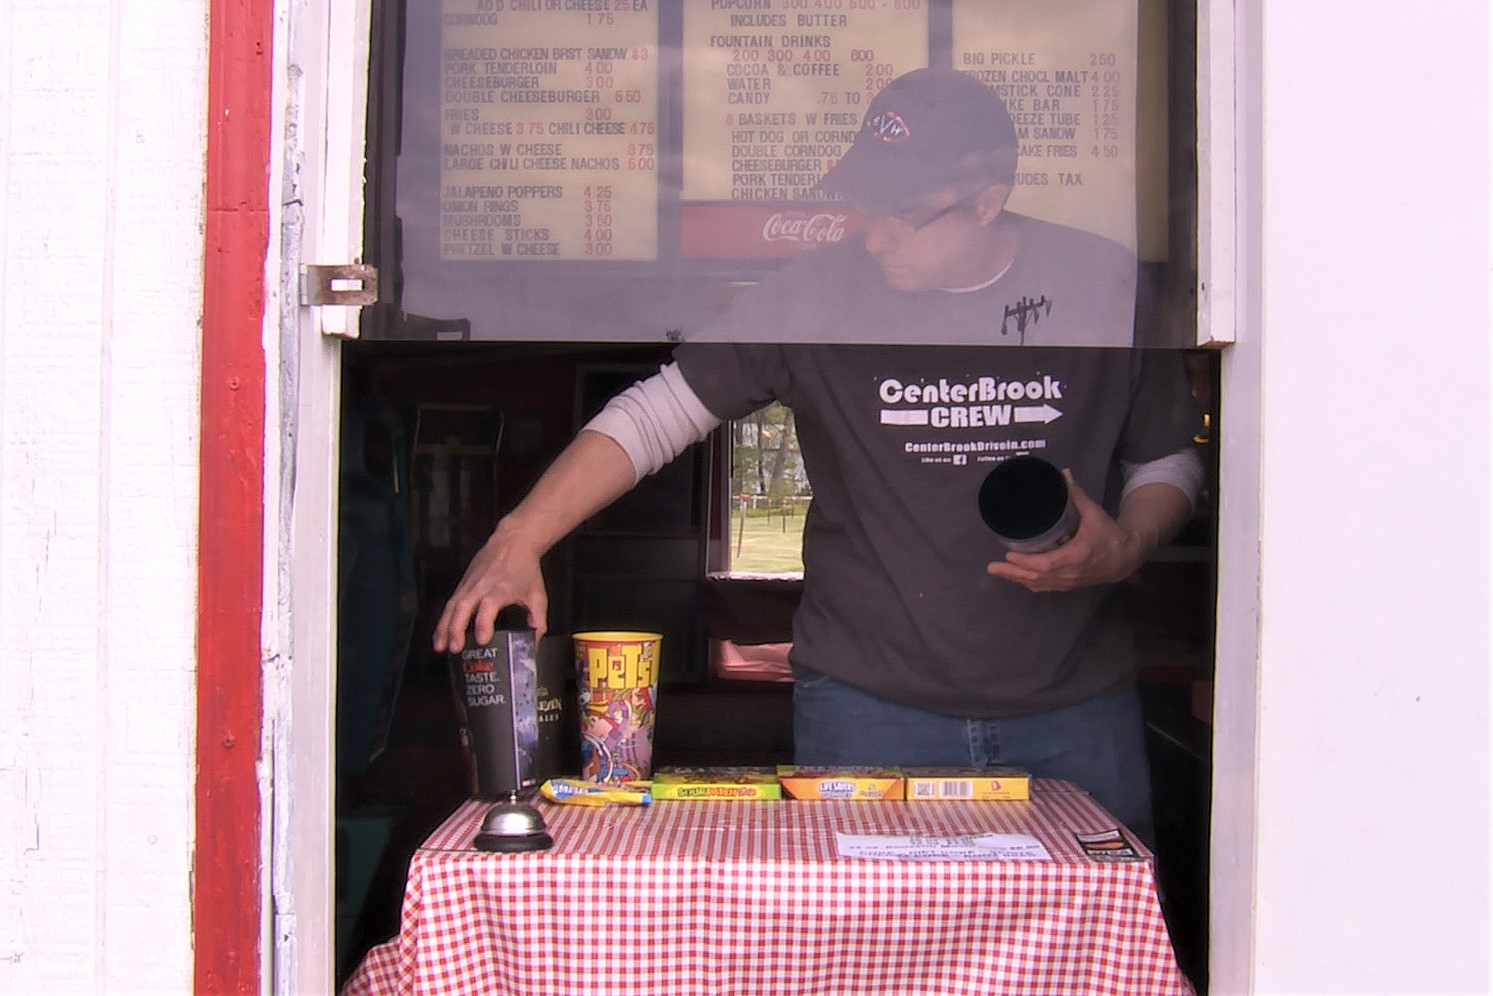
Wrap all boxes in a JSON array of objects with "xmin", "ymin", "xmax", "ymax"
[
  {"xmin": 449, "ymin": 606, "xmax": 541, "ymax": 800},
  {"xmin": 977, "ymin": 456, "xmax": 1079, "ymax": 553},
  {"xmin": 448, "ymin": 606, "xmax": 556, "ymax": 853}
]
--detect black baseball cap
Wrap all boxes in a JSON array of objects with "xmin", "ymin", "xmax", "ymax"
[{"xmin": 818, "ymin": 67, "xmax": 1018, "ymax": 210}]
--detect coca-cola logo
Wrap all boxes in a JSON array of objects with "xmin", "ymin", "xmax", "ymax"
[{"xmin": 762, "ymin": 212, "xmax": 848, "ymax": 244}]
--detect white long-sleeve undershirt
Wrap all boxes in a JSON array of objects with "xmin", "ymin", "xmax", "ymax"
[{"xmin": 582, "ymin": 362, "xmax": 722, "ymax": 484}]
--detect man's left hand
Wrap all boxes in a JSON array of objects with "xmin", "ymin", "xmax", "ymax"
[{"xmin": 985, "ymin": 473, "xmax": 1148, "ymax": 593}]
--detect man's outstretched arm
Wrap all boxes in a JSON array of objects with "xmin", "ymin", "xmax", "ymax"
[
  {"xmin": 433, "ymin": 362, "xmax": 722, "ymax": 652},
  {"xmin": 432, "ymin": 429, "xmax": 638, "ymax": 653}
]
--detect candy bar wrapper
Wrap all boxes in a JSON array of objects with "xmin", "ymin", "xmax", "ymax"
[{"xmin": 540, "ymin": 777, "xmax": 651, "ymax": 807}]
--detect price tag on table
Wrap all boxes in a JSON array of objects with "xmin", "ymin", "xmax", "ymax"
[{"xmin": 835, "ymin": 831, "xmax": 1053, "ymax": 862}]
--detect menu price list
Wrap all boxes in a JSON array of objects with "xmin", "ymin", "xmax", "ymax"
[
  {"xmin": 950, "ymin": 0, "xmax": 1138, "ymax": 250},
  {"xmin": 440, "ymin": 0, "xmax": 661, "ymax": 262},
  {"xmin": 681, "ymin": 0, "xmax": 930, "ymax": 204}
]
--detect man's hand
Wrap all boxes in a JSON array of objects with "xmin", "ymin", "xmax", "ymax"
[
  {"xmin": 986, "ymin": 473, "xmax": 1189, "ymax": 593},
  {"xmin": 432, "ymin": 526, "xmax": 549, "ymax": 653},
  {"xmin": 430, "ymin": 430, "xmax": 642, "ymax": 654}
]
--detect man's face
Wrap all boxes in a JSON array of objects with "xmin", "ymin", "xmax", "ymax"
[{"xmin": 858, "ymin": 186, "xmax": 999, "ymax": 292}]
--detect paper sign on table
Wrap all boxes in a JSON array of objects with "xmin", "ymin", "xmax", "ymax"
[{"xmin": 835, "ymin": 832, "xmax": 1052, "ymax": 862}]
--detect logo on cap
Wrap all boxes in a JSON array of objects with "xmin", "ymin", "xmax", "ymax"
[{"xmin": 866, "ymin": 110, "xmax": 910, "ymax": 143}]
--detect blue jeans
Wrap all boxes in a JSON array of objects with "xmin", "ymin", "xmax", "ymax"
[{"xmin": 792, "ymin": 667, "xmax": 1155, "ymax": 848}]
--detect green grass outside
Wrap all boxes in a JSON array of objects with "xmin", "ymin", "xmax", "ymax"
[{"xmin": 730, "ymin": 507, "xmax": 807, "ymax": 573}]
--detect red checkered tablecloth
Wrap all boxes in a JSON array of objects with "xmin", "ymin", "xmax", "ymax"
[{"xmin": 343, "ymin": 780, "xmax": 1193, "ymax": 996}]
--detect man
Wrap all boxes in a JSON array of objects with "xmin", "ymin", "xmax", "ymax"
[{"xmin": 433, "ymin": 68, "xmax": 1202, "ymax": 846}]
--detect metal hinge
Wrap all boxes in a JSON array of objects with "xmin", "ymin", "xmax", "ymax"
[{"xmin": 300, "ymin": 263, "xmax": 378, "ymax": 308}]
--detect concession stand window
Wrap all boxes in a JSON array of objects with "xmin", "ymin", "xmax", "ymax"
[
  {"xmin": 360, "ymin": 0, "xmax": 1201, "ymax": 349},
  {"xmin": 335, "ymin": 0, "xmax": 1218, "ymax": 986}
]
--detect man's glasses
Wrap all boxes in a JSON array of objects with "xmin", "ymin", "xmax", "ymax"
[{"xmin": 863, "ymin": 191, "xmax": 982, "ymax": 239}]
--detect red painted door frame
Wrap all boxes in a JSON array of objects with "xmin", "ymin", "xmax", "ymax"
[{"xmin": 198, "ymin": 0, "xmax": 273, "ymax": 989}]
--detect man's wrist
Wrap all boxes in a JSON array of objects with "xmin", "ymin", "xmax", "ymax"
[
  {"xmin": 1116, "ymin": 526, "xmax": 1159, "ymax": 579},
  {"xmin": 1114, "ymin": 482, "xmax": 1193, "ymax": 573},
  {"xmin": 488, "ymin": 515, "xmax": 547, "ymax": 562}
]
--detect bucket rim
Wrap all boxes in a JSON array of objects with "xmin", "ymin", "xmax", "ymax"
[{"xmin": 571, "ymin": 631, "xmax": 664, "ymax": 643}]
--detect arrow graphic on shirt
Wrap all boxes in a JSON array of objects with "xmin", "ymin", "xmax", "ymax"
[
  {"xmin": 879, "ymin": 404, "xmax": 1063, "ymax": 427},
  {"xmin": 881, "ymin": 409, "xmax": 930, "ymax": 425},
  {"xmin": 1014, "ymin": 404, "xmax": 1063, "ymax": 424}
]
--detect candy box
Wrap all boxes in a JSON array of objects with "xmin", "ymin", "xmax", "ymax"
[
  {"xmin": 775, "ymin": 766, "xmax": 904, "ymax": 801},
  {"xmin": 651, "ymin": 766, "xmax": 783, "ymax": 801},
  {"xmin": 901, "ymin": 767, "xmax": 1031, "ymax": 801}
]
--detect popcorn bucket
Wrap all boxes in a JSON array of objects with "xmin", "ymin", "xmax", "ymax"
[{"xmin": 572, "ymin": 631, "xmax": 661, "ymax": 783}]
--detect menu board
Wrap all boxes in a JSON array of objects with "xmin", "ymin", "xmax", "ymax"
[
  {"xmin": 680, "ymin": 2, "xmax": 928, "ymax": 202},
  {"xmin": 388, "ymin": 0, "xmax": 1191, "ymax": 347},
  {"xmin": 677, "ymin": 1, "xmax": 927, "ymax": 260},
  {"xmin": 951, "ymin": 0, "xmax": 1139, "ymax": 251},
  {"xmin": 439, "ymin": 0, "xmax": 661, "ymax": 262}
]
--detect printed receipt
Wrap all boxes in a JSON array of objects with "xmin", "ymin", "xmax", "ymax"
[{"xmin": 835, "ymin": 832, "xmax": 1052, "ymax": 862}]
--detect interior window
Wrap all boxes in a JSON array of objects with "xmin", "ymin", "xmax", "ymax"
[{"xmin": 726, "ymin": 402, "xmax": 809, "ymax": 575}]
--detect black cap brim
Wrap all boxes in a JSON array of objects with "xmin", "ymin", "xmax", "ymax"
[{"xmin": 817, "ymin": 140, "xmax": 964, "ymax": 211}]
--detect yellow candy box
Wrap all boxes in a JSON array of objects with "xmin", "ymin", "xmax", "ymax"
[
  {"xmin": 776, "ymin": 765, "xmax": 904, "ymax": 801},
  {"xmin": 651, "ymin": 766, "xmax": 783, "ymax": 801},
  {"xmin": 901, "ymin": 766, "xmax": 1031, "ymax": 801}
]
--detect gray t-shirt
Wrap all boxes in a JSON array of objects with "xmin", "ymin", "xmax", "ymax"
[
  {"xmin": 674, "ymin": 223, "xmax": 1200, "ymax": 718},
  {"xmin": 685, "ymin": 213, "xmax": 1140, "ymax": 348}
]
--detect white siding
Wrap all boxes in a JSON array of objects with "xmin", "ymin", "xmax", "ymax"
[
  {"xmin": 0, "ymin": 0, "xmax": 1489, "ymax": 993},
  {"xmin": 1216, "ymin": 1, "xmax": 1493, "ymax": 992},
  {"xmin": 0, "ymin": 1, "xmax": 207, "ymax": 992}
]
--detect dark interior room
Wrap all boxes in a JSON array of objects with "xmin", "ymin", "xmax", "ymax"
[
  {"xmin": 333, "ymin": 339, "xmax": 1218, "ymax": 991},
  {"xmin": 337, "ymin": 1, "xmax": 1216, "ymax": 988}
]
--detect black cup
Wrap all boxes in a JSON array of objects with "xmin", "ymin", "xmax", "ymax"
[
  {"xmin": 449, "ymin": 606, "xmax": 540, "ymax": 800},
  {"xmin": 977, "ymin": 456, "xmax": 1078, "ymax": 553}
]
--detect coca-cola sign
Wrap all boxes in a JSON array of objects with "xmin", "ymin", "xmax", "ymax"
[
  {"xmin": 762, "ymin": 211, "xmax": 849, "ymax": 244},
  {"xmin": 679, "ymin": 204, "xmax": 865, "ymax": 260}
]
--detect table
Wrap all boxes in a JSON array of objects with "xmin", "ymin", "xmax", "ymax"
[{"xmin": 343, "ymin": 780, "xmax": 1193, "ymax": 996}]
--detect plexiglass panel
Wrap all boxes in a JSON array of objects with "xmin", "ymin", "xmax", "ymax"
[{"xmin": 372, "ymin": 0, "xmax": 1193, "ymax": 347}]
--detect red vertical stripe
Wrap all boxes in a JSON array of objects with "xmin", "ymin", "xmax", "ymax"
[{"xmin": 198, "ymin": 0, "xmax": 273, "ymax": 989}]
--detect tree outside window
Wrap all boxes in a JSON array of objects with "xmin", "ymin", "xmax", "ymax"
[{"xmin": 728, "ymin": 402, "xmax": 810, "ymax": 574}]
